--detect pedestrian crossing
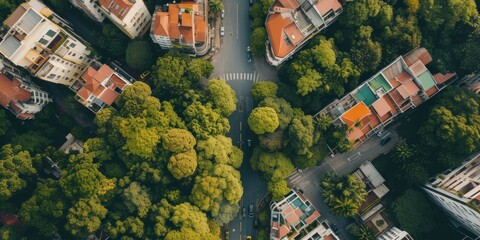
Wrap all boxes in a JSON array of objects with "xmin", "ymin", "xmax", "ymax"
[
  {"xmin": 219, "ymin": 72, "xmax": 262, "ymax": 82},
  {"xmin": 287, "ymin": 170, "xmax": 303, "ymax": 186}
]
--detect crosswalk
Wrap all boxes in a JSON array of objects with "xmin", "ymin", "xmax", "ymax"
[
  {"xmin": 287, "ymin": 170, "xmax": 303, "ymax": 186},
  {"xmin": 219, "ymin": 72, "xmax": 262, "ymax": 82}
]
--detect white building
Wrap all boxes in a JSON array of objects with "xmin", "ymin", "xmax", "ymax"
[
  {"xmin": 422, "ymin": 152, "xmax": 480, "ymax": 237},
  {"xmin": 0, "ymin": 0, "xmax": 94, "ymax": 87},
  {"xmin": 0, "ymin": 57, "xmax": 51, "ymax": 120},
  {"xmin": 98, "ymin": 0, "xmax": 152, "ymax": 39},
  {"xmin": 69, "ymin": 0, "xmax": 106, "ymax": 22},
  {"xmin": 377, "ymin": 227, "xmax": 414, "ymax": 240}
]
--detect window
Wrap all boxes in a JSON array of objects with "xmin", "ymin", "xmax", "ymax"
[
  {"xmin": 38, "ymin": 38, "xmax": 49, "ymax": 45},
  {"xmin": 108, "ymin": 1, "xmax": 114, "ymax": 8},
  {"xmin": 46, "ymin": 29, "xmax": 56, "ymax": 37},
  {"xmin": 70, "ymin": 43, "xmax": 76, "ymax": 48},
  {"xmin": 115, "ymin": 5, "xmax": 119, "ymax": 10},
  {"xmin": 120, "ymin": 9, "xmax": 125, "ymax": 16},
  {"xmin": 79, "ymin": 56, "xmax": 83, "ymax": 59},
  {"xmin": 72, "ymin": 53, "xmax": 76, "ymax": 57}
]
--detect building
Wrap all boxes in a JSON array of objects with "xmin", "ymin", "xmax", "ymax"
[
  {"xmin": 150, "ymin": 2, "xmax": 207, "ymax": 55},
  {"xmin": 98, "ymin": 0, "xmax": 152, "ymax": 39},
  {"xmin": 457, "ymin": 72, "xmax": 480, "ymax": 95},
  {"xmin": 73, "ymin": 61, "xmax": 132, "ymax": 112},
  {"xmin": 69, "ymin": 0, "xmax": 106, "ymax": 22},
  {"xmin": 270, "ymin": 190, "xmax": 340, "ymax": 240},
  {"xmin": 265, "ymin": 0, "xmax": 343, "ymax": 66},
  {"xmin": 0, "ymin": 0, "xmax": 94, "ymax": 87},
  {"xmin": 377, "ymin": 227, "xmax": 414, "ymax": 240},
  {"xmin": 422, "ymin": 152, "xmax": 480, "ymax": 237},
  {"xmin": 353, "ymin": 161, "xmax": 390, "ymax": 218},
  {"xmin": 0, "ymin": 57, "xmax": 51, "ymax": 120},
  {"xmin": 314, "ymin": 48, "xmax": 457, "ymax": 148},
  {"xmin": 59, "ymin": 133, "xmax": 84, "ymax": 154}
]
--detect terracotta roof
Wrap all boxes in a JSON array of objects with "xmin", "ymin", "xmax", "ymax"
[
  {"xmin": 4, "ymin": 3, "xmax": 27, "ymax": 28},
  {"xmin": 403, "ymin": 79, "xmax": 420, "ymax": 96},
  {"xmin": 285, "ymin": 209, "xmax": 300, "ymax": 225},
  {"xmin": 98, "ymin": 0, "xmax": 134, "ymax": 20},
  {"xmin": 0, "ymin": 211, "xmax": 20, "ymax": 226},
  {"xmin": 433, "ymin": 73, "xmax": 456, "ymax": 84},
  {"xmin": 284, "ymin": 23, "xmax": 304, "ymax": 46},
  {"xmin": 314, "ymin": 0, "xmax": 342, "ymax": 16},
  {"xmin": 341, "ymin": 102, "xmax": 371, "ymax": 127},
  {"xmin": 181, "ymin": 13, "xmax": 193, "ymax": 27},
  {"xmin": 180, "ymin": 26, "xmax": 194, "ymax": 43},
  {"xmin": 153, "ymin": 12, "xmax": 169, "ymax": 36},
  {"xmin": 94, "ymin": 65, "xmax": 114, "ymax": 83},
  {"xmin": 278, "ymin": 224, "xmax": 290, "ymax": 238},
  {"xmin": 305, "ymin": 210, "xmax": 320, "ymax": 224},
  {"xmin": 17, "ymin": 113, "xmax": 34, "ymax": 120},
  {"xmin": 371, "ymin": 96, "xmax": 393, "ymax": 117},
  {"xmin": 98, "ymin": 88, "xmax": 120, "ymax": 105},
  {"xmin": 0, "ymin": 73, "xmax": 32, "ymax": 108},
  {"xmin": 278, "ymin": 0, "xmax": 299, "ymax": 9},
  {"xmin": 76, "ymin": 87, "xmax": 90, "ymax": 100},
  {"xmin": 111, "ymin": 74, "xmax": 128, "ymax": 89},
  {"xmin": 409, "ymin": 60, "xmax": 427, "ymax": 76},
  {"xmin": 265, "ymin": 14, "xmax": 296, "ymax": 58},
  {"xmin": 403, "ymin": 48, "xmax": 432, "ymax": 67},
  {"xmin": 324, "ymin": 234, "xmax": 335, "ymax": 240},
  {"xmin": 194, "ymin": 16, "xmax": 206, "ymax": 42}
]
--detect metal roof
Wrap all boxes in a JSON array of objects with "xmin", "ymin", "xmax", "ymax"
[
  {"xmin": 359, "ymin": 161, "xmax": 385, "ymax": 188},
  {"xmin": 18, "ymin": 9, "xmax": 42, "ymax": 34},
  {"xmin": 0, "ymin": 36, "xmax": 21, "ymax": 58}
]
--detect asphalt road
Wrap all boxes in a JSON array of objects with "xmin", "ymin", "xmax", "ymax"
[{"xmin": 210, "ymin": 0, "xmax": 268, "ymax": 239}]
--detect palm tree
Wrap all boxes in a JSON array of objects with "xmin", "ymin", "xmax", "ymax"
[
  {"xmin": 315, "ymin": 114, "xmax": 332, "ymax": 131},
  {"xmin": 320, "ymin": 173, "xmax": 367, "ymax": 217},
  {"xmin": 349, "ymin": 223, "xmax": 376, "ymax": 240},
  {"xmin": 394, "ymin": 142, "xmax": 414, "ymax": 161},
  {"xmin": 208, "ymin": 0, "xmax": 224, "ymax": 15}
]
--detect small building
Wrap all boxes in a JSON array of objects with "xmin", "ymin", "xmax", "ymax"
[
  {"xmin": 270, "ymin": 190, "xmax": 340, "ymax": 240},
  {"xmin": 59, "ymin": 133, "xmax": 84, "ymax": 154},
  {"xmin": 422, "ymin": 151, "xmax": 480, "ymax": 237},
  {"xmin": 354, "ymin": 161, "xmax": 390, "ymax": 216},
  {"xmin": 457, "ymin": 72, "xmax": 480, "ymax": 96},
  {"xmin": 314, "ymin": 48, "xmax": 457, "ymax": 148},
  {"xmin": 377, "ymin": 227, "xmax": 414, "ymax": 240},
  {"xmin": 0, "ymin": 58, "xmax": 51, "ymax": 120},
  {"xmin": 69, "ymin": 0, "xmax": 106, "ymax": 22},
  {"xmin": 73, "ymin": 61, "xmax": 132, "ymax": 112},
  {"xmin": 98, "ymin": 0, "xmax": 152, "ymax": 39},
  {"xmin": 0, "ymin": 0, "xmax": 94, "ymax": 87},
  {"xmin": 265, "ymin": 0, "xmax": 343, "ymax": 66},
  {"xmin": 150, "ymin": 2, "xmax": 207, "ymax": 55}
]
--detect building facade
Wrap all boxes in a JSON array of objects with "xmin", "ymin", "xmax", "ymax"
[
  {"xmin": 314, "ymin": 48, "xmax": 457, "ymax": 148},
  {"xmin": 422, "ymin": 152, "xmax": 480, "ymax": 237},
  {"xmin": 0, "ymin": 57, "xmax": 51, "ymax": 120},
  {"xmin": 377, "ymin": 227, "xmax": 414, "ymax": 240},
  {"xmin": 98, "ymin": 0, "xmax": 152, "ymax": 39},
  {"xmin": 73, "ymin": 61, "xmax": 132, "ymax": 112},
  {"xmin": 150, "ymin": 3, "xmax": 207, "ymax": 55},
  {"xmin": 265, "ymin": 0, "xmax": 343, "ymax": 66},
  {"xmin": 0, "ymin": 0, "xmax": 94, "ymax": 87},
  {"xmin": 69, "ymin": 0, "xmax": 106, "ymax": 22}
]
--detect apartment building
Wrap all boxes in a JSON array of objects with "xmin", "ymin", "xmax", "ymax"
[
  {"xmin": 270, "ymin": 190, "xmax": 340, "ymax": 240},
  {"xmin": 0, "ymin": 57, "xmax": 51, "ymax": 120},
  {"xmin": 265, "ymin": 0, "xmax": 343, "ymax": 66},
  {"xmin": 422, "ymin": 152, "xmax": 480, "ymax": 237},
  {"xmin": 0, "ymin": 0, "xmax": 94, "ymax": 87},
  {"xmin": 314, "ymin": 48, "xmax": 457, "ymax": 148},
  {"xmin": 150, "ymin": 2, "xmax": 207, "ymax": 55},
  {"xmin": 73, "ymin": 61, "xmax": 132, "ymax": 112},
  {"xmin": 98, "ymin": 0, "xmax": 152, "ymax": 39},
  {"xmin": 69, "ymin": 0, "xmax": 106, "ymax": 22}
]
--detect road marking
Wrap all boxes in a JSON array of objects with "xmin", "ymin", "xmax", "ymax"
[
  {"xmin": 221, "ymin": 72, "xmax": 259, "ymax": 81},
  {"xmin": 240, "ymin": 121, "xmax": 242, "ymax": 131},
  {"xmin": 236, "ymin": 3, "xmax": 239, "ymax": 40}
]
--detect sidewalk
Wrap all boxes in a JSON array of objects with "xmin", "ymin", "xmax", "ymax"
[
  {"xmin": 201, "ymin": 14, "xmax": 222, "ymax": 60},
  {"xmin": 253, "ymin": 55, "xmax": 279, "ymax": 82}
]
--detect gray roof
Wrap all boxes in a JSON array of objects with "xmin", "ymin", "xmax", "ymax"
[
  {"xmin": 18, "ymin": 9, "xmax": 42, "ymax": 34},
  {"xmin": 0, "ymin": 36, "xmax": 21, "ymax": 58},
  {"xmin": 359, "ymin": 161, "xmax": 385, "ymax": 187}
]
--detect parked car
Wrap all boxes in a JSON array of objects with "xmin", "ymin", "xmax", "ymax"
[
  {"xmin": 242, "ymin": 207, "xmax": 246, "ymax": 218},
  {"xmin": 249, "ymin": 0, "xmax": 253, "ymax": 5},
  {"xmin": 247, "ymin": 52, "xmax": 252, "ymax": 63},
  {"xmin": 221, "ymin": 9, "xmax": 224, "ymax": 18},
  {"xmin": 380, "ymin": 136, "xmax": 392, "ymax": 145},
  {"xmin": 249, "ymin": 204, "xmax": 254, "ymax": 217},
  {"xmin": 331, "ymin": 224, "xmax": 339, "ymax": 234},
  {"xmin": 246, "ymin": 236, "xmax": 252, "ymax": 240},
  {"xmin": 247, "ymin": 46, "xmax": 251, "ymax": 52},
  {"xmin": 220, "ymin": 26, "xmax": 225, "ymax": 36},
  {"xmin": 247, "ymin": 139, "xmax": 252, "ymax": 147},
  {"xmin": 254, "ymin": 219, "xmax": 258, "ymax": 229}
]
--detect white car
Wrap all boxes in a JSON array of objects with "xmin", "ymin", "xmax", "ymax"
[
  {"xmin": 221, "ymin": 9, "xmax": 224, "ymax": 19},
  {"xmin": 220, "ymin": 27, "xmax": 225, "ymax": 36}
]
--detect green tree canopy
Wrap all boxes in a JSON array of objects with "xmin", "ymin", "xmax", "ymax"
[
  {"xmin": 123, "ymin": 182, "xmax": 152, "ymax": 217},
  {"xmin": 208, "ymin": 0, "xmax": 224, "ymax": 14},
  {"xmin": 320, "ymin": 173, "xmax": 367, "ymax": 217},
  {"xmin": 251, "ymin": 82, "xmax": 278, "ymax": 102},
  {"xmin": 167, "ymin": 150, "xmax": 198, "ymax": 179},
  {"xmin": 0, "ymin": 110, "xmax": 10, "ymax": 136},
  {"xmin": 184, "ymin": 102, "xmax": 230, "ymax": 139},
  {"xmin": 0, "ymin": 144, "xmax": 37, "ymax": 201},
  {"xmin": 258, "ymin": 97, "xmax": 294, "ymax": 129},
  {"xmin": 162, "ymin": 128, "xmax": 196, "ymax": 153},
  {"xmin": 248, "ymin": 107, "xmax": 280, "ymax": 134},
  {"xmin": 288, "ymin": 115, "xmax": 318, "ymax": 157},
  {"xmin": 207, "ymin": 79, "xmax": 238, "ymax": 116},
  {"xmin": 64, "ymin": 197, "xmax": 107, "ymax": 238},
  {"xmin": 125, "ymin": 40, "xmax": 153, "ymax": 71},
  {"xmin": 250, "ymin": 27, "xmax": 267, "ymax": 56}
]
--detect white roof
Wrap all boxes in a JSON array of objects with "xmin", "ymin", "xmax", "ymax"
[{"xmin": 359, "ymin": 161, "xmax": 385, "ymax": 187}]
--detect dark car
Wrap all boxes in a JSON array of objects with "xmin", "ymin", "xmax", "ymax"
[
  {"xmin": 247, "ymin": 52, "xmax": 252, "ymax": 63},
  {"xmin": 380, "ymin": 136, "xmax": 392, "ymax": 145},
  {"xmin": 242, "ymin": 207, "xmax": 246, "ymax": 218},
  {"xmin": 331, "ymin": 224, "xmax": 339, "ymax": 234},
  {"xmin": 249, "ymin": 204, "xmax": 254, "ymax": 217},
  {"xmin": 254, "ymin": 219, "xmax": 258, "ymax": 229}
]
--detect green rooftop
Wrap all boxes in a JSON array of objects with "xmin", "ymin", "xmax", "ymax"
[
  {"xmin": 417, "ymin": 71, "xmax": 436, "ymax": 91},
  {"xmin": 355, "ymin": 84, "xmax": 377, "ymax": 106},
  {"xmin": 368, "ymin": 74, "xmax": 392, "ymax": 92}
]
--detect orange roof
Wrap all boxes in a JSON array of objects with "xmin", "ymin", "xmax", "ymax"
[
  {"xmin": 98, "ymin": 0, "xmax": 134, "ymax": 20},
  {"xmin": 305, "ymin": 210, "xmax": 320, "ymax": 224},
  {"xmin": 180, "ymin": 26, "xmax": 194, "ymax": 43},
  {"xmin": 285, "ymin": 210, "xmax": 300, "ymax": 225},
  {"xmin": 278, "ymin": 0, "xmax": 299, "ymax": 9},
  {"xmin": 371, "ymin": 96, "xmax": 393, "ymax": 117},
  {"xmin": 111, "ymin": 74, "xmax": 128, "ymax": 89},
  {"xmin": 98, "ymin": 88, "xmax": 120, "ymax": 105},
  {"xmin": 94, "ymin": 65, "xmax": 114, "ymax": 83},
  {"xmin": 284, "ymin": 23, "xmax": 304, "ymax": 46},
  {"xmin": 409, "ymin": 61, "xmax": 427, "ymax": 76},
  {"xmin": 433, "ymin": 73, "xmax": 456, "ymax": 84},
  {"xmin": 341, "ymin": 102, "xmax": 371, "ymax": 127},
  {"xmin": 153, "ymin": 12, "xmax": 169, "ymax": 36},
  {"xmin": 315, "ymin": 0, "xmax": 342, "ymax": 16},
  {"xmin": 403, "ymin": 48, "xmax": 432, "ymax": 66},
  {"xmin": 194, "ymin": 16, "xmax": 206, "ymax": 42},
  {"xmin": 0, "ymin": 73, "xmax": 32, "ymax": 107},
  {"xmin": 181, "ymin": 13, "xmax": 193, "ymax": 27},
  {"xmin": 324, "ymin": 234, "xmax": 335, "ymax": 240},
  {"xmin": 278, "ymin": 224, "xmax": 290, "ymax": 238},
  {"xmin": 265, "ymin": 14, "xmax": 296, "ymax": 58}
]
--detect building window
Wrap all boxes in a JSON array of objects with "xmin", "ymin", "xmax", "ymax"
[
  {"xmin": 46, "ymin": 29, "xmax": 56, "ymax": 37},
  {"xmin": 120, "ymin": 9, "xmax": 125, "ymax": 16},
  {"xmin": 38, "ymin": 38, "xmax": 49, "ymax": 45},
  {"xmin": 79, "ymin": 56, "xmax": 83, "ymax": 59},
  {"xmin": 72, "ymin": 53, "xmax": 76, "ymax": 57},
  {"xmin": 108, "ymin": 1, "xmax": 114, "ymax": 8},
  {"xmin": 70, "ymin": 43, "xmax": 76, "ymax": 48}
]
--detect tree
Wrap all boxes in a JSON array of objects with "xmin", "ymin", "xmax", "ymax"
[
  {"xmin": 259, "ymin": 129, "xmax": 284, "ymax": 152},
  {"xmin": 258, "ymin": 97, "xmax": 294, "ymax": 129},
  {"xmin": 251, "ymin": 82, "xmax": 278, "ymax": 101},
  {"xmin": 296, "ymin": 69, "xmax": 322, "ymax": 96},
  {"xmin": 404, "ymin": 0, "xmax": 419, "ymax": 14},
  {"xmin": 123, "ymin": 182, "xmax": 152, "ymax": 218},
  {"xmin": 250, "ymin": 27, "xmax": 267, "ymax": 56},
  {"xmin": 207, "ymin": 79, "xmax": 238, "ymax": 116},
  {"xmin": 392, "ymin": 189, "xmax": 437, "ymax": 237},
  {"xmin": 288, "ymin": 115, "xmax": 317, "ymax": 157},
  {"xmin": 208, "ymin": 0, "xmax": 224, "ymax": 14},
  {"xmin": 184, "ymin": 102, "xmax": 230, "ymax": 139},
  {"xmin": 126, "ymin": 40, "xmax": 153, "ymax": 71},
  {"xmin": 394, "ymin": 142, "xmax": 414, "ymax": 162},
  {"xmin": 320, "ymin": 173, "xmax": 367, "ymax": 217},
  {"xmin": 350, "ymin": 39, "xmax": 382, "ymax": 73},
  {"xmin": 0, "ymin": 110, "xmax": 10, "ymax": 136},
  {"xmin": 96, "ymin": 23, "xmax": 129, "ymax": 58},
  {"xmin": 162, "ymin": 129, "xmax": 196, "ymax": 153},
  {"xmin": 186, "ymin": 59, "xmax": 213, "ymax": 82},
  {"xmin": 196, "ymin": 135, "xmax": 243, "ymax": 169},
  {"xmin": 248, "ymin": 107, "xmax": 279, "ymax": 134},
  {"xmin": 153, "ymin": 55, "xmax": 188, "ymax": 90},
  {"xmin": 64, "ymin": 197, "xmax": 107, "ymax": 238},
  {"xmin": 83, "ymin": 137, "xmax": 114, "ymax": 163},
  {"xmin": 0, "ymin": 145, "xmax": 37, "ymax": 201},
  {"xmin": 171, "ymin": 202, "xmax": 210, "ymax": 234},
  {"xmin": 311, "ymin": 37, "xmax": 336, "ymax": 69},
  {"xmin": 349, "ymin": 223, "xmax": 376, "ymax": 240},
  {"xmin": 168, "ymin": 150, "xmax": 198, "ymax": 179},
  {"xmin": 105, "ymin": 216, "xmax": 145, "ymax": 239},
  {"xmin": 213, "ymin": 202, "xmax": 240, "ymax": 226}
]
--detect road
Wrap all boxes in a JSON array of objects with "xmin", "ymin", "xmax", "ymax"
[
  {"xmin": 210, "ymin": 0, "xmax": 269, "ymax": 239},
  {"xmin": 287, "ymin": 129, "xmax": 400, "ymax": 239}
]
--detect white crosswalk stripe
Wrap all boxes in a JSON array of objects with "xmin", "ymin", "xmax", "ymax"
[{"xmin": 220, "ymin": 72, "xmax": 260, "ymax": 82}]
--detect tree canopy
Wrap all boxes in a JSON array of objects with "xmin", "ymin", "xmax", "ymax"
[
  {"xmin": 320, "ymin": 173, "xmax": 367, "ymax": 217},
  {"xmin": 125, "ymin": 40, "xmax": 153, "ymax": 71},
  {"xmin": 248, "ymin": 107, "xmax": 280, "ymax": 134}
]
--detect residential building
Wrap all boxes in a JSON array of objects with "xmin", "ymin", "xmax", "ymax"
[
  {"xmin": 457, "ymin": 72, "xmax": 480, "ymax": 96},
  {"xmin": 270, "ymin": 190, "xmax": 340, "ymax": 240},
  {"xmin": 314, "ymin": 48, "xmax": 457, "ymax": 148},
  {"xmin": 0, "ymin": 57, "xmax": 51, "ymax": 120},
  {"xmin": 377, "ymin": 227, "xmax": 414, "ymax": 240},
  {"xmin": 0, "ymin": 0, "xmax": 94, "ymax": 87},
  {"xmin": 265, "ymin": 0, "xmax": 343, "ymax": 66},
  {"xmin": 150, "ymin": 2, "xmax": 207, "ymax": 55},
  {"xmin": 353, "ymin": 161, "xmax": 389, "ymax": 218},
  {"xmin": 73, "ymin": 61, "xmax": 132, "ymax": 112},
  {"xmin": 98, "ymin": 0, "xmax": 152, "ymax": 39},
  {"xmin": 59, "ymin": 133, "xmax": 84, "ymax": 154},
  {"xmin": 69, "ymin": 0, "xmax": 106, "ymax": 22},
  {"xmin": 422, "ymin": 152, "xmax": 480, "ymax": 237}
]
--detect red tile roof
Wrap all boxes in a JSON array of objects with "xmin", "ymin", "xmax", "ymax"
[
  {"xmin": 0, "ymin": 211, "xmax": 20, "ymax": 225},
  {"xmin": 315, "ymin": 0, "xmax": 342, "ymax": 16},
  {"xmin": 433, "ymin": 73, "xmax": 456, "ymax": 85},
  {"xmin": 153, "ymin": 12, "xmax": 169, "ymax": 36},
  {"xmin": 371, "ymin": 96, "xmax": 393, "ymax": 117},
  {"xmin": 278, "ymin": 224, "xmax": 290, "ymax": 239},
  {"xmin": 341, "ymin": 102, "xmax": 371, "ymax": 127},
  {"xmin": 98, "ymin": 88, "xmax": 120, "ymax": 105},
  {"xmin": 265, "ymin": 14, "xmax": 297, "ymax": 58},
  {"xmin": 0, "ymin": 73, "xmax": 32, "ymax": 108},
  {"xmin": 278, "ymin": 0, "xmax": 299, "ymax": 9},
  {"xmin": 98, "ymin": 0, "xmax": 134, "ymax": 20},
  {"xmin": 76, "ymin": 64, "xmax": 125, "ymax": 106}
]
